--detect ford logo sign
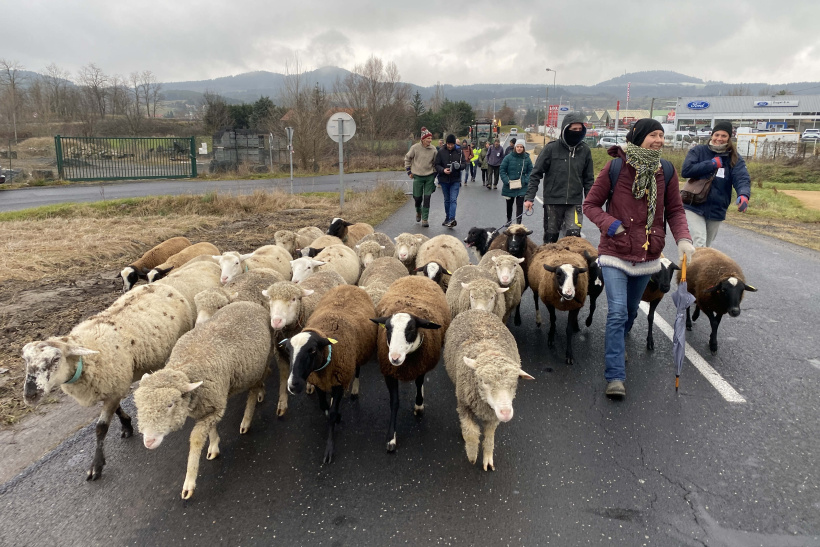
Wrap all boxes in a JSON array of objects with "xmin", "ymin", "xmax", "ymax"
[
  {"xmin": 755, "ymin": 101, "xmax": 769, "ymax": 106},
  {"xmin": 687, "ymin": 101, "xmax": 710, "ymax": 110},
  {"xmin": 559, "ymin": 106, "xmax": 570, "ymax": 111}
]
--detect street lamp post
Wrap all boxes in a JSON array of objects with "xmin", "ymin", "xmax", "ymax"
[{"xmin": 545, "ymin": 68, "xmax": 557, "ymax": 144}]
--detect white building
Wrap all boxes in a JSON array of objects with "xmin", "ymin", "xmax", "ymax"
[{"xmin": 674, "ymin": 95, "xmax": 820, "ymax": 132}]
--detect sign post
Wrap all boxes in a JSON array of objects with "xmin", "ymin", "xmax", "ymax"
[{"xmin": 326, "ymin": 112, "xmax": 356, "ymax": 210}]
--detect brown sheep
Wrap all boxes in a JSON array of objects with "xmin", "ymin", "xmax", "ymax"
[
  {"xmin": 119, "ymin": 236, "xmax": 191, "ymax": 292},
  {"xmin": 528, "ymin": 245, "xmax": 589, "ymax": 365},
  {"xmin": 372, "ymin": 276, "xmax": 451, "ymax": 452},
  {"xmin": 146, "ymin": 242, "xmax": 221, "ymax": 282},
  {"xmin": 555, "ymin": 236, "xmax": 602, "ymax": 328}
]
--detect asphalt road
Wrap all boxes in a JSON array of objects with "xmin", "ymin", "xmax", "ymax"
[{"xmin": 1, "ymin": 176, "xmax": 819, "ymax": 546}]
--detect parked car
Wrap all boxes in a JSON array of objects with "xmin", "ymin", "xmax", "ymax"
[
  {"xmin": 0, "ymin": 164, "xmax": 5, "ymax": 184},
  {"xmin": 509, "ymin": 127, "xmax": 518, "ymax": 137},
  {"xmin": 802, "ymin": 129, "xmax": 820, "ymax": 141},
  {"xmin": 597, "ymin": 136, "xmax": 627, "ymax": 148},
  {"xmin": 696, "ymin": 127, "xmax": 713, "ymax": 137}
]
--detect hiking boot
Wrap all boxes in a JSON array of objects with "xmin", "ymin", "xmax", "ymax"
[
  {"xmin": 421, "ymin": 220, "xmax": 429, "ymax": 228},
  {"xmin": 605, "ymin": 380, "xmax": 626, "ymax": 398},
  {"xmin": 416, "ymin": 212, "xmax": 422, "ymax": 222}
]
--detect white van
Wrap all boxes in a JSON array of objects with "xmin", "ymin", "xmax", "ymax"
[{"xmin": 509, "ymin": 127, "xmax": 518, "ymax": 136}]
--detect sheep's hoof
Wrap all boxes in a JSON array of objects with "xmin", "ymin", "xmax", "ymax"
[
  {"xmin": 257, "ymin": 391, "xmax": 265, "ymax": 403},
  {"xmin": 207, "ymin": 447, "xmax": 220, "ymax": 460},
  {"xmin": 646, "ymin": 339, "xmax": 655, "ymax": 351},
  {"xmin": 121, "ymin": 427, "xmax": 133, "ymax": 439},
  {"xmin": 585, "ymin": 316, "xmax": 593, "ymax": 328},
  {"xmin": 181, "ymin": 488, "xmax": 194, "ymax": 500},
  {"xmin": 277, "ymin": 401, "xmax": 287, "ymax": 417},
  {"xmin": 239, "ymin": 423, "xmax": 250, "ymax": 435},
  {"xmin": 86, "ymin": 458, "xmax": 105, "ymax": 481},
  {"xmin": 323, "ymin": 449, "xmax": 334, "ymax": 464},
  {"xmin": 306, "ymin": 383, "xmax": 315, "ymax": 395},
  {"xmin": 565, "ymin": 356, "xmax": 574, "ymax": 365},
  {"xmin": 414, "ymin": 404, "xmax": 424, "ymax": 416},
  {"xmin": 386, "ymin": 434, "xmax": 397, "ymax": 453},
  {"xmin": 483, "ymin": 455, "xmax": 495, "ymax": 471},
  {"xmin": 350, "ymin": 393, "xmax": 359, "ymax": 401},
  {"xmin": 686, "ymin": 325, "xmax": 692, "ymax": 331}
]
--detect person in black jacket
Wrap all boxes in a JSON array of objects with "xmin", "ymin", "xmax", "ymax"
[
  {"xmin": 524, "ymin": 111, "xmax": 595, "ymax": 243},
  {"xmin": 435, "ymin": 134, "xmax": 465, "ymax": 228}
]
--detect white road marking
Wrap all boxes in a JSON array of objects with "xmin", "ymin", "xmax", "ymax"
[
  {"xmin": 639, "ymin": 301, "xmax": 747, "ymax": 403},
  {"xmin": 536, "ymin": 197, "xmax": 543, "ymax": 205}
]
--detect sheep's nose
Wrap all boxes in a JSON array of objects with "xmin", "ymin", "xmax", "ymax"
[
  {"xmin": 221, "ymin": 276, "xmax": 229, "ymax": 284},
  {"xmin": 398, "ymin": 253, "xmax": 407, "ymax": 260},
  {"xmin": 389, "ymin": 353, "xmax": 403, "ymax": 365},
  {"xmin": 499, "ymin": 408, "xmax": 513, "ymax": 422},
  {"xmin": 501, "ymin": 276, "xmax": 510, "ymax": 284},
  {"xmin": 729, "ymin": 308, "xmax": 741, "ymax": 317},
  {"xmin": 271, "ymin": 318, "xmax": 284, "ymax": 329}
]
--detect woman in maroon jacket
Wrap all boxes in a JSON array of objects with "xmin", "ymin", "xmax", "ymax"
[{"xmin": 583, "ymin": 119, "xmax": 695, "ymax": 398}]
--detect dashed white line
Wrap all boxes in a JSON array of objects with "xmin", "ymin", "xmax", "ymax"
[
  {"xmin": 535, "ymin": 196, "xmax": 543, "ymax": 205},
  {"xmin": 638, "ymin": 301, "xmax": 747, "ymax": 403}
]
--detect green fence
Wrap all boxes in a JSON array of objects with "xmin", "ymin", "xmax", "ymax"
[{"xmin": 54, "ymin": 136, "xmax": 197, "ymax": 181}]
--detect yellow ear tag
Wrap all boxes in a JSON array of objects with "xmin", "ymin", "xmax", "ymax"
[
  {"xmin": 327, "ymin": 338, "xmax": 338, "ymax": 344},
  {"xmin": 445, "ymin": 269, "xmax": 452, "ymax": 275},
  {"xmin": 379, "ymin": 323, "xmax": 386, "ymax": 329}
]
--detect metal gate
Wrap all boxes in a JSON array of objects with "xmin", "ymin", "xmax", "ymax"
[{"xmin": 54, "ymin": 136, "xmax": 197, "ymax": 181}]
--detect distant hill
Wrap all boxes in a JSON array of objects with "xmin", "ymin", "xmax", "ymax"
[{"xmin": 598, "ymin": 70, "xmax": 703, "ymax": 86}]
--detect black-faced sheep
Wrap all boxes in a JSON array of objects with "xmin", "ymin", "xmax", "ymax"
[
  {"xmin": 445, "ymin": 264, "xmax": 507, "ymax": 320},
  {"xmin": 678, "ymin": 247, "xmax": 757, "ymax": 354},
  {"xmin": 274, "ymin": 226, "xmax": 324, "ymax": 258},
  {"xmin": 443, "ymin": 309, "xmax": 534, "ymax": 470},
  {"xmin": 478, "ymin": 249, "xmax": 526, "ymax": 325},
  {"xmin": 134, "ymin": 301, "xmax": 272, "ymax": 499},
  {"xmin": 394, "ymin": 232, "xmax": 429, "ymax": 273},
  {"xmin": 639, "ymin": 256, "xmax": 679, "ymax": 350},
  {"xmin": 464, "ymin": 226, "xmax": 499, "ymax": 262},
  {"xmin": 357, "ymin": 256, "xmax": 408, "ymax": 308},
  {"xmin": 555, "ymin": 236, "xmax": 602, "ymax": 328},
  {"xmin": 372, "ymin": 276, "xmax": 451, "ymax": 452},
  {"xmin": 291, "ymin": 244, "xmax": 359, "ymax": 285},
  {"xmin": 279, "ymin": 285, "xmax": 377, "ymax": 464},
  {"xmin": 215, "ymin": 245, "xmax": 293, "ymax": 284},
  {"xmin": 145, "ymin": 242, "xmax": 220, "ymax": 282},
  {"xmin": 326, "ymin": 217, "xmax": 375, "ymax": 248},
  {"xmin": 528, "ymin": 245, "xmax": 589, "ymax": 365},
  {"xmin": 119, "ymin": 236, "xmax": 191, "ymax": 292},
  {"xmin": 414, "ymin": 234, "xmax": 471, "ymax": 290},
  {"xmin": 488, "ymin": 224, "xmax": 541, "ymax": 324},
  {"xmin": 22, "ymin": 283, "xmax": 195, "ymax": 480}
]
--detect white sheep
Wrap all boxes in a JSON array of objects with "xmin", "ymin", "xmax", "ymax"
[
  {"xmin": 144, "ymin": 242, "xmax": 220, "ymax": 282},
  {"xmin": 280, "ymin": 285, "xmax": 377, "ymax": 463},
  {"xmin": 443, "ymin": 309, "xmax": 534, "ymax": 471},
  {"xmin": 414, "ymin": 234, "xmax": 471, "ymax": 290},
  {"xmin": 478, "ymin": 249, "xmax": 526, "ymax": 325},
  {"xmin": 291, "ymin": 244, "xmax": 359, "ymax": 285},
  {"xmin": 357, "ymin": 232, "xmax": 396, "ymax": 262},
  {"xmin": 22, "ymin": 283, "xmax": 195, "ymax": 480},
  {"xmin": 193, "ymin": 268, "xmax": 285, "ymax": 325},
  {"xmin": 393, "ymin": 233, "xmax": 429, "ymax": 273},
  {"xmin": 355, "ymin": 240, "xmax": 389, "ymax": 271},
  {"xmin": 215, "ymin": 244, "xmax": 292, "ymax": 284},
  {"xmin": 357, "ymin": 256, "xmax": 408, "ymax": 308},
  {"xmin": 445, "ymin": 264, "xmax": 507, "ymax": 319},
  {"xmin": 262, "ymin": 270, "xmax": 346, "ymax": 415},
  {"xmin": 301, "ymin": 234, "xmax": 344, "ymax": 256},
  {"xmin": 274, "ymin": 226, "xmax": 324, "ymax": 258},
  {"xmin": 119, "ymin": 236, "xmax": 191, "ymax": 292},
  {"xmin": 135, "ymin": 301, "xmax": 273, "ymax": 499},
  {"xmin": 153, "ymin": 260, "xmax": 222, "ymax": 318}
]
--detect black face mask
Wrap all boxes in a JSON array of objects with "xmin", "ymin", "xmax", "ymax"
[{"xmin": 564, "ymin": 129, "xmax": 584, "ymax": 147}]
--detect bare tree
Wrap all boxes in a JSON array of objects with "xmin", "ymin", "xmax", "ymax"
[
  {"xmin": 78, "ymin": 63, "xmax": 109, "ymax": 118},
  {"xmin": 429, "ymin": 81, "xmax": 444, "ymax": 113},
  {"xmin": 42, "ymin": 64, "xmax": 72, "ymax": 120},
  {"xmin": 108, "ymin": 74, "xmax": 129, "ymax": 117},
  {"xmin": 0, "ymin": 59, "xmax": 27, "ymax": 143},
  {"xmin": 282, "ymin": 58, "xmax": 332, "ymax": 170},
  {"xmin": 727, "ymin": 85, "xmax": 751, "ymax": 96},
  {"xmin": 138, "ymin": 71, "xmax": 161, "ymax": 119},
  {"xmin": 201, "ymin": 90, "xmax": 232, "ymax": 133}
]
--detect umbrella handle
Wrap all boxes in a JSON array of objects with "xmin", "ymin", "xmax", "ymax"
[{"xmin": 681, "ymin": 254, "xmax": 687, "ymax": 282}]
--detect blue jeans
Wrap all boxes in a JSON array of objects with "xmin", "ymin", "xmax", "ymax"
[
  {"xmin": 601, "ymin": 266, "xmax": 651, "ymax": 382},
  {"xmin": 439, "ymin": 181, "xmax": 460, "ymax": 221}
]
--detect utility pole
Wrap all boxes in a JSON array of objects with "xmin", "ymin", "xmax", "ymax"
[{"xmin": 650, "ymin": 98, "xmax": 655, "ymax": 119}]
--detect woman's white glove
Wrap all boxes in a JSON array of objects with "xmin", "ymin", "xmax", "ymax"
[{"xmin": 677, "ymin": 239, "xmax": 695, "ymax": 264}]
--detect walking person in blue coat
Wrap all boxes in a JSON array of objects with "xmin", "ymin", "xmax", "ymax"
[
  {"xmin": 680, "ymin": 121, "xmax": 751, "ymax": 247},
  {"xmin": 500, "ymin": 141, "xmax": 533, "ymax": 223}
]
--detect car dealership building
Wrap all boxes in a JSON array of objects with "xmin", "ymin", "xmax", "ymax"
[{"xmin": 674, "ymin": 95, "xmax": 820, "ymax": 133}]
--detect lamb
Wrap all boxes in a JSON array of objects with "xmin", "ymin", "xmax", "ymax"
[
  {"xmin": 153, "ymin": 260, "xmax": 222, "ymax": 318},
  {"xmin": 274, "ymin": 226, "xmax": 324, "ymax": 258},
  {"xmin": 393, "ymin": 232, "xmax": 429, "ymax": 273},
  {"xmin": 119, "ymin": 236, "xmax": 191, "ymax": 292},
  {"xmin": 445, "ymin": 264, "xmax": 507, "ymax": 320},
  {"xmin": 443, "ymin": 309, "xmax": 534, "ymax": 471},
  {"xmin": 357, "ymin": 256, "xmax": 408, "ymax": 308},
  {"xmin": 300, "ymin": 234, "xmax": 344, "ymax": 257},
  {"xmin": 464, "ymin": 226, "xmax": 499, "ymax": 262},
  {"xmin": 279, "ymin": 285, "xmax": 377, "ymax": 463},
  {"xmin": 193, "ymin": 268, "xmax": 285, "ymax": 325},
  {"xmin": 291, "ymin": 244, "xmax": 360, "ymax": 285},
  {"xmin": 414, "ymin": 234, "xmax": 471, "ymax": 290},
  {"xmin": 555, "ymin": 236, "xmax": 602, "ymax": 328},
  {"xmin": 145, "ymin": 242, "xmax": 221, "ymax": 282},
  {"xmin": 679, "ymin": 247, "xmax": 757, "ymax": 354},
  {"xmin": 134, "ymin": 301, "xmax": 273, "ymax": 499},
  {"xmin": 355, "ymin": 240, "xmax": 389, "ymax": 271},
  {"xmin": 371, "ymin": 276, "xmax": 451, "ymax": 452},
  {"xmin": 528, "ymin": 244, "xmax": 589, "ymax": 365},
  {"xmin": 215, "ymin": 244, "xmax": 293, "ymax": 284},
  {"xmin": 326, "ymin": 217, "xmax": 375, "ymax": 248},
  {"xmin": 358, "ymin": 231, "xmax": 395, "ymax": 257},
  {"xmin": 22, "ymin": 283, "xmax": 194, "ymax": 480},
  {"xmin": 478, "ymin": 250, "xmax": 526, "ymax": 325},
  {"xmin": 488, "ymin": 224, "xmax": 541, "ymax": 324},
  {"xmin": 263, "ymin": 269, "xmax": 346, "ymax": 415},
  {"xmin": 640, "ymin": 257, "xmax": 679, "ymax": 350}
]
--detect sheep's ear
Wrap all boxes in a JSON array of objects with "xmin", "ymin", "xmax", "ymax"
[
  {"xmin": 229, "ymin": 291, "xmax": 240, "ymax": 301},
  {"xmin": 669, "ymin": 261, "xmax": 680, "ymax": 271},
  {"xmin": 355, "ymin": 244, "xmax": 360, "ymax": 249},
  {"xmin": 141, "ymin": 373, "xmax": 151, "ymax": 382},
  {"xmin": 524, "ymin": 229, "xmax": 534, "ymax": 236},
  {"xmin": 311, "ymin": 259, "xmax": 326, "ymax": 267},
  {"xmin": 182, "ymin": 381, "xmax": 203, "ymax": 393},
  {"xmin": 370, "ymin": 317, "xmax": 389, "ymax": 326},
  {"xmin": 262, "ymin": 289, "xmax": 269, "ymax": 298},
  {"xmin": 301, "ymin": 289, "xmax": 315, "ymax": 297},
  {"xmin": 211, "ymin": 255, "xmax": 221, "ymax": 260},
  {"xmin": 516, "ymin": 257, "xmax": 525, "ymax": 264},
  {"xmin": 380, "ymin": 245, "xmax": 386, "ymax": 250},
  {"xmin": 519, "ymin": 370, "xmax": 535, "ymax": 380},
  {"xmin": 413, "ymin": 266, "xmax": 425, "ymax": 273},
  {"xmin": 66, "ymin": 346, "xmax": 99, "ymax": 357},
  {"xmin": 497, "ymin": 287, "xmax": 509, "ymax": 294},
  {"xmin": 239, "ymin": 253, "xmax": 254, "ymax": 261},
  {"xmin": 577, "ymin": 267, "xmax": 588, "ymax": 274},
  {"xmin": 744, "ymin": 284, "xmax": 757, "ymax": 292},
  {"xmin": 463, "ymin": 356, "xmax": 477, "ymax": 369},
  {"xmin": 139, "ymin": 267, "xmax": 151, "ymax": 276},
  {"xmin": 415, "ymin": 318, "xmax": 441, "ymax": 330},
  {"xmin": 544, "ymin": 264, "xmax": 558, "ymax": 273},
  {"xmin": 491, "ymin": 256, "xmax": 499, "ymax": 263},
  {"xmin": 705, "ymin": 284, "xmax": 721, "ymax": 294},
  {"xmin": 461, "ymin": 282, "xmax": 470, "ymax": 289}
]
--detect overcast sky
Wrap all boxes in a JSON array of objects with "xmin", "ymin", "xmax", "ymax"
[{"xmin": 5, "ymin": 1, "xmax": 820, "ymax": 88}]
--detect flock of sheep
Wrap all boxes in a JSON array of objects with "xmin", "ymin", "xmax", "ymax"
[{"xmin": 21, "ymin": 217, "xmax": 755, "ymax": 499}]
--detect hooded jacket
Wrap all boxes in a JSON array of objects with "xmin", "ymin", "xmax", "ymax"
[
  {"xmin": 500, "ymin": 148, "xmax": 533, "ymax": 198},
  {"xmin": 524, "ymin": 111, "xmax": 594, "ymax": 205},
  {"xmin": 681, "ymin": 144, "xmax": 751, "ymax": 222},
  {"xmin": 435, "ymin": 145, "xmax": 465, "ymax": 184}
]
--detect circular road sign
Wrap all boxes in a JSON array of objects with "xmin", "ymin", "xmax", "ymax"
[{"xmin": 327, "ymin": 112, "xmax": 356, "ymax": 143}]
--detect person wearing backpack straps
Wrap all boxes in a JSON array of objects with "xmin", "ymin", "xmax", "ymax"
[
  {"xmin": 680, "ymin": 121, "xmax": 751, "ymax": 247},
  {"xmin": 583, "ymin": 118, "xmax": 695, "ymax": 399}
]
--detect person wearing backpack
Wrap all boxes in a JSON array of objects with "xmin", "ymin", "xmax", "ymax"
[
  {"xmin": 523, "ymin": 111, "xmax": 595, "ymax": 243},
  {"xmin": 583, "ymin": 118, "xmax": 694, "ymax": 399}
]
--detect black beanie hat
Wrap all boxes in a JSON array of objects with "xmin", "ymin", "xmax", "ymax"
[
  {"xmin": 625, "ymin": 118, "xmax": 664, "ymax": 146},
  {"xmin": 446, "ymin": 134, "xmax": 456, "ymax": 144},
  {"xmin": 712, "ymin": 121, "xmax": 733, "ymax": 136}
]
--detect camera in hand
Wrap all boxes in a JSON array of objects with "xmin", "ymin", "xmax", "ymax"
[{"xmin": 449, "ymin": 161, "xmax": 461, "ymax": 171}]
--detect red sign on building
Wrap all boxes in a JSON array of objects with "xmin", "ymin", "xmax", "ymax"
[{"xmin": 547, "ymin": 105, "xmax": 559, "ymax": 127}]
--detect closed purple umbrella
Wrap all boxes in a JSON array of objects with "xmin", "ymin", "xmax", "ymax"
[{"xmin": 672, "ymin": 255, "xmax": 696, "ymax": 391}]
